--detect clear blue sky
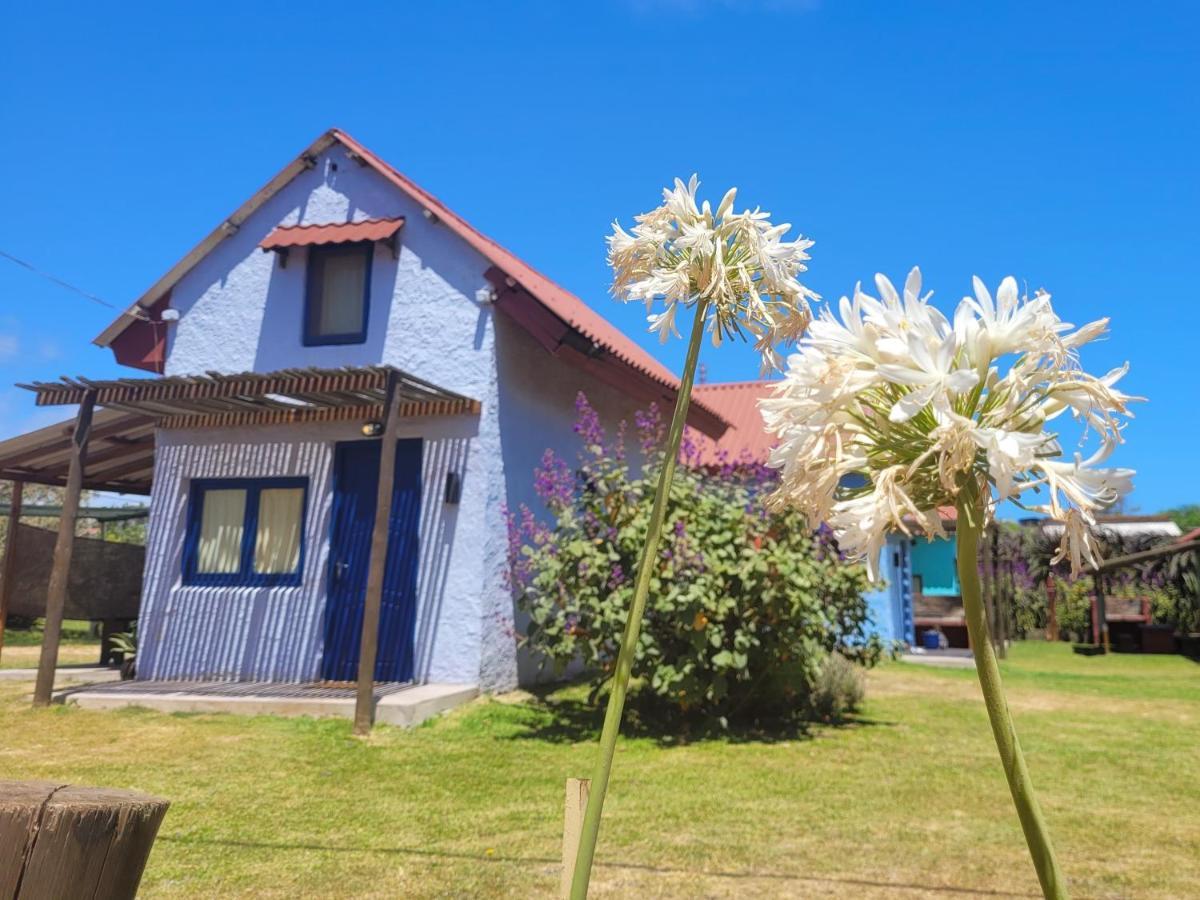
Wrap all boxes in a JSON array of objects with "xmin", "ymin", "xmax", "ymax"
[{"xmin": 1, "ymin": 1, "xmax": 1197, "ymax": 513}]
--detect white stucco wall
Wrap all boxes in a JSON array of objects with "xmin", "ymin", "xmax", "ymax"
[
  {"xmin": 144, "ymin": 141, "xmax": 652, "ymax": 690},
  {"xmin": 138, "ymin": 416, "xmax": 485, "ymax": 684}
]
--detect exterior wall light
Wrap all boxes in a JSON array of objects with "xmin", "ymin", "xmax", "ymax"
[{"xmin": 361, "ymin": 421, "xmax": 384, "ymax": 437}]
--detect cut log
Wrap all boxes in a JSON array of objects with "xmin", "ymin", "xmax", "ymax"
[{"xmin": 0, "ymin": 780, "xmax": 168, "ymax": 900}]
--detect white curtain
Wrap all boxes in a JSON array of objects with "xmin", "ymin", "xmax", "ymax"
[
  {"xmin": 317, "ymin": 250, "xmax": 367, "ymax": 335},
  {"xmin": 197, "ymin": 489, "xmax": 246, "ymax": 574},
  {"xmin": 253, "ymin": 487, "xmax": 304, "ymax": 574}
]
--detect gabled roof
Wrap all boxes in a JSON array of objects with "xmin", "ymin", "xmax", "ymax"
[{"xmin": 93, "ymin": 129, "xmax": 727, "ymax": 437}]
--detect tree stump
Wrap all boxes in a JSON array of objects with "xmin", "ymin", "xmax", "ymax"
[{"xmin": 0, "ymin": 780, "xmax": 169, "ymax": 900}]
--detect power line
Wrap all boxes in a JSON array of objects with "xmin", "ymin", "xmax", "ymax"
[{"xmin": 0, "ymin": 248, "xmax": 118, "ymax": 310}]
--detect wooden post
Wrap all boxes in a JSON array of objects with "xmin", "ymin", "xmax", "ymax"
[
  {"xmin": 992, "ymin": 527, "xmax": 1006, "ymax": 659},
  {"xmin": 353, "ymin": 373, "xmax": 400, "ymax": 735},
  {"xmin": 0, "ymin": 480, "xmax": 23, "ymax": 665},
  {"xmin": 560, "ymin": 778, "xmax": 591, "ymax": 900},
  {"xmin": 1095, "ymin": 574, "xmax": 1109, "ymax": 652},
  {"xmin": 1046, "ymin": 576, "xmax": 1058, "ymax": 642},
  {"xmin": 980, "ymin": 524, "xmax": 1000, "ymax": 658},
  {"xmin": 33, "ymin": 391, "xmax": 95, "ymax": 708},
  {"xmin": 0, "ymin": 779, "xmax": 168, "ymax": 899}
]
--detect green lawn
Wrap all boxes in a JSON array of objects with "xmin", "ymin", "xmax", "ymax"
[
  {"xmin": 1, "ymin": 622, "xmax": 100, "ymax": 668},
  {"xmin": 1, "ymin": 643, "xmax": 1196, "ymax": 898}
]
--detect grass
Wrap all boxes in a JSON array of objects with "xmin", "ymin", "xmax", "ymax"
[
  {"xmin": 1, "ymin": 621, "xmax": 101, "ymax": 668},
  {"xmin": 0, "ymin": 642, "xmax": 1196, "ymax": 898}
]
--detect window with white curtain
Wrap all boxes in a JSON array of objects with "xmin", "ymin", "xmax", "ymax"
[
  {"xmin": 184, "ymin": 478, "xmax": 308, "ymax": 586},
  {"xmin": 304, "ymin": 243, "xmax": 372, "ymax": 345}
]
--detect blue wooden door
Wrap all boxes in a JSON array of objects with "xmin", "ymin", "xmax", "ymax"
[{"xmin": 321, "ymin": 439, "xmax": 422, "ymax": 682}]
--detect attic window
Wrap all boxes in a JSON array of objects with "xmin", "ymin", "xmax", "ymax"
[{"xmin": 304, "ymin": 243, "xmax": 372, "ymax": 346}]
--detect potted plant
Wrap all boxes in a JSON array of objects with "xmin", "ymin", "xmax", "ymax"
[{"xmin": 108, "ymin": 626, "xmax": 137, "ymax": 680}]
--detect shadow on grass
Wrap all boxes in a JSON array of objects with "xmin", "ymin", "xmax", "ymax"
[
  {"xmin": 500, "ymin": 683, "xmax": 895, "ymax": 747},
  {"xmin": 158, "ymin": 834, "xmax": 1035, "ymax": 897}
]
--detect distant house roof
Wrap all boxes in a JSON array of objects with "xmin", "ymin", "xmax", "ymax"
[
  {"xmin": 690, "ymin": 380, "xmax": 777, "ymax": 467},
  {"xmin": 1034, "ymin": 515, "xmax": 1182, "ymax": 539},
  {"xmin": 92, "ymin": 128, "xmax": 727, "ymax": 438}
]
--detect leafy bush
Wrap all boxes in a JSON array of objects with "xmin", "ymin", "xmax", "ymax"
[{"xmin": 508, "ymin": 393, "xmax": 880, "ymax": 723}]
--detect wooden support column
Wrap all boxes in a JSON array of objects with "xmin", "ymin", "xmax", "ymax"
[
  {"xmin": 1095, "ymin": 573, "xmax": 1109, "ymax": 652},
  {"xmin": 354, "ymin": 372, "xmax": 400, "ymax": 735},
  {"xmin": 0, "ymin": 480, "xmax": 23, "ymax": 664},
  {"xmin": 33, "ymin": 391, "xmax": 95, "ymax": 708}
]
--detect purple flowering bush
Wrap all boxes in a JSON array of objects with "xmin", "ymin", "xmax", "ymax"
[{"xmin": 507, "ymin": 393, "xmax": 880, "ymax": 723}]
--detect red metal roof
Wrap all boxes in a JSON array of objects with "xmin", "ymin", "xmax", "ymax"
[
  {"xmin": 260, "ymin": 217, "xmax": 403, "ymax": 250},
  {"xmin": 690, "ymin": 381, "xmax": 778, "ymax": 466},
  {"xmin": 93, "ymin": 129, "xmax": 727, "ymax": 437}
]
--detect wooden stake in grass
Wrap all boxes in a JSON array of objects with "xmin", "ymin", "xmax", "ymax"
[{"xmin": 560, "ymin": 777, "xmax": 591, "ymax": 899}]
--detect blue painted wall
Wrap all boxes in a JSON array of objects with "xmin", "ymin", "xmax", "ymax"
[
  {"xmin": 910, "ymin": 535, "xmax": 960, "ymax": 596},
  {"xmin": 862, "ymin": 535, "xmax": 914, "ymax": 645}
]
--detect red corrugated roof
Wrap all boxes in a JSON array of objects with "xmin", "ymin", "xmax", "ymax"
[
  {"xmin": 690, "ymin": 380, "xmax": 778, "ymax": 466},
  {"xmin": 260, "ymin": 217, "xmax": 404, "ymax": 250},
  {"xmin": 94, "ymin": 129, "xmax": 726, "ymax": 433}
]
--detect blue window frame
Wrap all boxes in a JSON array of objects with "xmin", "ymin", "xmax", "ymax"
[
  {"xmin": 303, "ymin": 242, "xmax": 372, "ymax": 346},
  {"xmin": 182, "ymin": 477, "xmax": 309, "ymax": 587}
]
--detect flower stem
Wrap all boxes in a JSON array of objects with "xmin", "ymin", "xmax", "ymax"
[
  {"xmin": 955, "ymin": 490, "xmax": 1068, "ymax": 899},
  {"xmin": 570, "ymin": 298, "xmax": 710, "ymax": 899}
]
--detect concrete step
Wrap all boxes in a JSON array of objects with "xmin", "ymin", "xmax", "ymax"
[{"xmin": 56, "ymin": 681, "xmax": 479, "ymax": 728}]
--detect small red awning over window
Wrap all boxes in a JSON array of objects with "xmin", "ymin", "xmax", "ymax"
[{"xmin": 260, "ymin": 217, "xmax": 405, "ymax": 251}]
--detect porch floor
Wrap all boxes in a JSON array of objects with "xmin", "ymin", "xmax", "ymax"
[{"xmin": 54, "ymin": 679, "xmax": 478, "ymax": 728}]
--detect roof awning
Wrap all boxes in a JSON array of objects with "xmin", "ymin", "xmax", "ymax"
[
  {"xmin": 19, "ymin": 365, "xmax": 479, "ymax": 432},
  {"xmin": 260, "ymin": 217, "xmax": 404, "ymax": 254},
  {"xmin": 0, "ymin": 409, "xmax": 156, "ymax": 494},
  {"xmin": 4, "ymin": 366, "xmax": 479, "ymax": 494}
]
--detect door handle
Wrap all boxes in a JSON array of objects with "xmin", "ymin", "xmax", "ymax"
[{"xmin": 333, "ymin": 561, "xmax": 349, "ymax": 581}]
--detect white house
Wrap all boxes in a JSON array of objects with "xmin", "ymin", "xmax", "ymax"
[{"xmin": 7, "ymin": 129, "xmax": 731, "ymax": 695}]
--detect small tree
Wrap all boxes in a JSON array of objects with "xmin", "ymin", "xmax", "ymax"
[{"xmin": 508, "ymin": 394, "xmax": 879, "ymax": 722}]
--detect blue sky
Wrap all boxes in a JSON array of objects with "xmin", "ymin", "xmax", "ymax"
[{"xmin": 1, "ymin": 1, "xmax": 1197, "ymax": 513}]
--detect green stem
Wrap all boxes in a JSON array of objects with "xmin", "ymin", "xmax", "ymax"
[
  {"xmin": 955, "ymin": 489, "xmax": 1069, "ymax": 900},
  {"xmin": 570, "ymin": 298, "xmax": 710, "ymax": 899}
]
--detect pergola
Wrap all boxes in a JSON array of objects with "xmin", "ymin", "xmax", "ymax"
[
  {"xmin": 0, "ymin": 365, "xmax": 480, "ymax": 730},
  {"xmin": 1083, "ymin": 537, "xmax": 1200, "ymax": 651}
]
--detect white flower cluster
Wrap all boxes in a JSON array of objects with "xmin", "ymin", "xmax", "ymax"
[
  {"xmin": 762, "ymin": 268, "xmax": 1140, "ymax": 577},
  {"xmin": 608, "ymin": 175, "xmax": 817, "ymax": 372}
]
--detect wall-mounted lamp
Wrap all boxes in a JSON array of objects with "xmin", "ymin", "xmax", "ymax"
[
  {"xmin": 444, "ymin": 471, "xmax": 463, "ymax": 505},
  {"xmin": 160, "ymin": 308, "xmax": 181, "ymax": 323},
  {"xmin": 361, "ymin": 420, "xmax": 384, "ymax": 437}
]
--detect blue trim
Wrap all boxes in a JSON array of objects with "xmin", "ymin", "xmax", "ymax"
[
  {"xmin": 182, "ymin": 476, "xmax": 309, "ymax": 587},
  {"xmin": 302, "ymin": 242, "xmax": 372, "ymax": 346}
]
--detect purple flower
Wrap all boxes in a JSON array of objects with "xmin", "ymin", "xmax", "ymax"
[
  {"xmin": 574, "ymin": 392, "xmax": 606, "ymax": 453},
  {"xmin": 533, "ymin": 449, "xmax": 574, "ymax": 508}
]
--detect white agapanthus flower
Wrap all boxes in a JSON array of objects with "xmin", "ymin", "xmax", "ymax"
[
  {"xmin": 607, "ymin": 174, "xmax": 817, "ymax": 372},
  {"xmin": 762, "ymin": 268, "xmax": 1140, "ymax": 577}
]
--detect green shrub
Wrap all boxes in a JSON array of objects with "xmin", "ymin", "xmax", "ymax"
[
  {"xmin": 808, "ymin": 653, "xmax": 865, "ymax": 721},
  {"xmin": 508, "ymin": 394, "xmax": 880, "ymax": 724}
]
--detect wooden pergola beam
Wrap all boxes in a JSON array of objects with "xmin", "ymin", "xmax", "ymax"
[
  {"xmin": 33, "ymin": 391, "xmax": 96, "ymax": 708},
  {"xmin": 1090, "ymin": 538, "xmax": 1200, "ymax": 573}
]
